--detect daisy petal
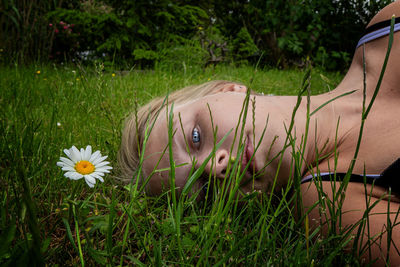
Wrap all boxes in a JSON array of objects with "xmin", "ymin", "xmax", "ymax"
[
  {"xmin": 57, "ymin": 161, "xmax": 66, "ymax": 167},
  {"xmin": 95, "ymin": 167, "xmax": 111, "ymax": 173},
  {"xmin": 92, "ymin": 155, "xmax": 108, "ymax": 165},
  {"xmin": 89, "ymin": 150, "xmax": 101, "ymax": 162},
  {"xmin": 65, "ymin": 171, "xmax": 83, "ymax": 180},
  {"xmin": 95, "ymin": 171, "xmax": 110, "ymax": 175},
  {"xmin": 92, "ymin": 172, "xmax": 105, "ymax": 182},
  {"xmin": 96, "ymin": 165, "xmax": 112, "ymax": 170},
  {"xmin": 85, "ymin": 178, "xmax": 95, "ymax": 188},
  {"xmin": 83, "ymin": 145, "xmax": 92, "ymax": 161},
  {"xmin": 62, "ymin": 166, "xmax": 75, "ymax": 171},
  {"xmin": 97, "ymin": 169, "xmax": 110, "ymax": 174},
  {"xmin": 72, "ymin": 172, "xmax": 84, "ymax": 180},
  {"xmin": 59, "ymin": 157, "xmax": 75, "ymax": 167},
  {"xmin": 84, "ymin": 174, "xmax": 96, "ymax": 185},
  {"xmin": 96, "ymin": 170, "xmax": 110, "ymax": 176},
  {"xmin": 94, "ymin": 161, "xmax": 110, "ymax": 168},
  {"xmin": 63, "ymin": 149, "xmax": 71, "ymax": 158},
  {"xmin": 90, "ymin": 172, "xmax": 101, "ymax": 179},
  {"xmin": 70, "ymin": 146, "xmax": 81, "ymax": 162}
]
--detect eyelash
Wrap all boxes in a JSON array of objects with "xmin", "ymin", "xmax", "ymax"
[{"xmin": 192, "ymin": 127, "xmax": 201, "ymax": 147}]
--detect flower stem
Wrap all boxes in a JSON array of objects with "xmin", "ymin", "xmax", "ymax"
[{"xmin": 73, "ymin": 204, "xmax": 85, "ymax": 267}]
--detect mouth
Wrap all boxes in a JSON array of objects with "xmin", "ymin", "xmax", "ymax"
[{"xmin": 243, "ymin": 136, "xmax": 257, "ymax": 176}]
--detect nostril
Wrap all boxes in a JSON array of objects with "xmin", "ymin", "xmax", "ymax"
[
  {"xmin": 218, "ymin": 154, "xmax": 225, "ymax": 164},
  {"xmin": 215, "ymin": 151, "xmax": 228, "ymax": 177}
]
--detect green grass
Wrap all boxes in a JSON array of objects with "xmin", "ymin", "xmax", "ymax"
[{"xmin": 0, "ymin": 62, "xmax": 368, "ymax": 266}]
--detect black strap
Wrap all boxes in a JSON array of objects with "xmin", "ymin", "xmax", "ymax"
[
  {"xmin": 316, "ymin": 173, "xmax": 378, "ymax": 184},
  {"xmin": 364, "ymin": 17, "xmax": 400, "ymax": 35},
  {"xmin": 311, "ymin": 158, "xmax": 400, "ymax": 195},
  {"xmin": 379, "ymin": 158, "xmax": 400, "ymax": 195}
]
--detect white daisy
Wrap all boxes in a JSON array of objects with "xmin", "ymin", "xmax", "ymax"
[{"xmin": 57, "ymin": 145, "xmax": 112, "ymax": 188}]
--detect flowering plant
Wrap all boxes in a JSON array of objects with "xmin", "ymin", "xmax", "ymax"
[
  {"xmin": 57, "ymin": 145, "xmax": 112, "ymax": 187},
  {"xmin": 48, "ymin": 20, "xmax": 79, "ymax": 60}
]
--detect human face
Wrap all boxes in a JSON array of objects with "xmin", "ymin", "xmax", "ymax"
[{"xmin": 142, "ymin": 91, "xmax": 290, "ymax": 198}]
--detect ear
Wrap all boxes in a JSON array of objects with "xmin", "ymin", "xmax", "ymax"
[{"xmin": 220, "ymin": 84, "xmax": 247, "ymax": 93}]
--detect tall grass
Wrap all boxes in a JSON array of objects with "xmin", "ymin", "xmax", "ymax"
[{"xmin": 3, "ymin": 60, "xmax": 387, "ymax": 266}]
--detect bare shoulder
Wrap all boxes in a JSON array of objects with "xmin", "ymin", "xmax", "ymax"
[
  {"xmin": 367, "ymin": 1, "xmax": 400, "ymax": 28},
  {"xmin": 301, "ymin": 181, "xmax": 400, "ymax": 265}
]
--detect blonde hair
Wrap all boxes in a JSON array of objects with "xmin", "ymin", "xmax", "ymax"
[{"xmin": 118, "ymin": 80, "xmax": 246, "ymax": 184}]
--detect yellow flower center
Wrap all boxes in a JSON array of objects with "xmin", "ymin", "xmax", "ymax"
[{"xmin": 75, "ymin": 160, "xmax": 95, "ymax": 175}]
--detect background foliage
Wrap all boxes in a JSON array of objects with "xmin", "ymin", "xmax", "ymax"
[{"xmin": 1, "ymin": 0, "xmax": 393, "ymax": 69}]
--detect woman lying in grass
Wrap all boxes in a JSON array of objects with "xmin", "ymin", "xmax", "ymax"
[{"xmin": 120, "ymin": 1, "xmax": 400, "ymax": 265}]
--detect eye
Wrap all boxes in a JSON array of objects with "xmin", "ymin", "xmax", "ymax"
[{"xmin": 192, "ymin": 127, "xmax": 201, "ymax": 145}]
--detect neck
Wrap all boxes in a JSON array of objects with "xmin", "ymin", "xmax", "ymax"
[
  {"xmin": 257, "ymin": 34, "xmax": 400, "ymax": 188},
  {"xmin": 292, "ymin": 97, "xmax": 345, "ymax": 178},
  {"xmin": 265, "ymin": 63, "xmax": 367, "ymax": 181},
  {"xmin": 294, "ymin": 33, "xmax": 400, "ymax": 177},
  {"xmin": 255, "ymin": 95, "xmax": 342, "ymax": 188}
]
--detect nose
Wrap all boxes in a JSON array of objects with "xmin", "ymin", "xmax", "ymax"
[{"xmin": 206, "ymin": 149, "xmax": 229, "ymax": 179}]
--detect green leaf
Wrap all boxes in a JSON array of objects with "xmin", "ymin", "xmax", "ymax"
[
  {"xmin": 116, "ymin": 38, "xmax": 121, "ymax": 50},
  {"xmin": 62, "ymin": 218, "xmax": 78, "ymax": 252},
  {"xmin": 125, "ymin": 255, "xmax": 147, "ymax": 267}
]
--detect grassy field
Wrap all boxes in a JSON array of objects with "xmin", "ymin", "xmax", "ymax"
[{"xmin": 1, "ymin": 62, "xmax": 372, "ymax": 266}]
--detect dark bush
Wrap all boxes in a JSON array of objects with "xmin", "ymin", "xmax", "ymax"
[{"xmin": 0, "ymin": 0, "xmax": 394, "ymax": 70}]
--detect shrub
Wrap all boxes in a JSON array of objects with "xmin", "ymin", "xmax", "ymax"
[{"xmin": 231, "ymin": 27, "xmax": 259, "ymax": 64}]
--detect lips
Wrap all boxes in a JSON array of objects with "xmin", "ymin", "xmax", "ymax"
[{"xmin": 243, "ymin": 136, "xmax": 257, "ymax": 176}]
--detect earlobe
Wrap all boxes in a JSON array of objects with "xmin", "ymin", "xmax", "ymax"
[{"xmin": 221, "ymin": 84, "xmax": 247, "ymax": 93}]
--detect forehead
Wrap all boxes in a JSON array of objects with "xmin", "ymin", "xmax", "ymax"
[
  {"xmin": 146, "ymin": 91, "xmax": 247, "ymax": 144},
  {"xmin": 149, "ymin": 91, "xmax": 246, "ymax": 129}
]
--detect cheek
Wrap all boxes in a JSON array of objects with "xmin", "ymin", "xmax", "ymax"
[
  {"xmin": 142, "ymin": 153, "xmax": 169, "ymax": 192},
  {"xmin": 174, "ymin": 167, "xmax": 190, "ymax": 190},
  {"xmin": 145, "ymin": 170, "xmax": 170, "ymax": 195}
]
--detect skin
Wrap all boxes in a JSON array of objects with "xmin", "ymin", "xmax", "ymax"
[
  {"xmin": 300, "ymin": 2, "xmax": 400, "ymax": 265},
  {"xmin": 141, "ymin": 1, "xmax": 400, "ymax": 265}
]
